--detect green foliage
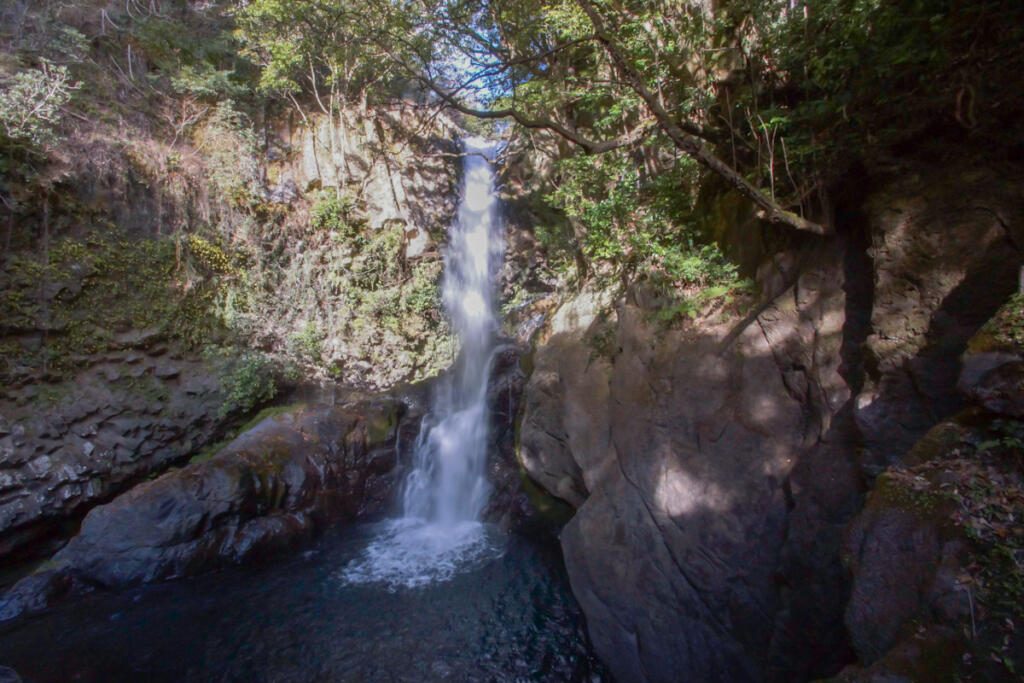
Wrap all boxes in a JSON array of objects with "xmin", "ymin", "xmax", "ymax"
[
  {"xmin": 730, "ymin": 0, "xmax": 1024, "ymax": 180},
  {"xmin": 219, "ymin": 351, "xmax": 278, "ymax": 418},
  {"xmin": 405, "ymin": 262, "xmax": 442, "ymax": 317},
  {"xmin": 198, "ymin": 101, "xmax": 259, "ymax": 205},
  {"xmin": 288, "ymin": 320, "xmax": 324, "ymax": 363},
  {"xmin": 970, "ymin": 293, "xmax": 1024, "ymax": 354},
  {"xmin": 132, "ymin": 11, "xmax": 256, "ymax": 102},
  {"xmin": 0, "ymin": 60, "xmax": 77, "ymax": 148},
  {"xmin": 533, "ymin": 221, "xmax": 577, "ymax": 271},
  {"xmin": 354, "ymin": 227, "xmax": 404, "ymax": 289},
  {"xmin": 186, "ymin": 234, "xmax": 234, "ymax": 275},
  {"xmin": 311, "ymin": 193, "xmax": 362, "ymax": 242},
  {"xmin": 547, "ymin": 142, "xmax": 746, "ymax": 318},
  {"xmin": 235, "ymin": 0, "xmax": 422, "ymax": 105}
]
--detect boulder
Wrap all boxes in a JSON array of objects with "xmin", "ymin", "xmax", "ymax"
[
  {"xmin": 842, "ymin": 473, "xmax": 968, "ymax": 664},
  {"xmin": 0, "ymin": 399, "xmax": 405, "ymax": 620},
  {"xmin": 522, "ymin": 241, "xmax": 862, "ymax": 682},
  {"xmin": 967, "ymin": 361, "xmax": 1024, "ymax": 418}
]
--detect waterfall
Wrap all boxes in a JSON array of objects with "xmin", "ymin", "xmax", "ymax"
[
  {"xmin": 342, "ymin": 137, "xmax": 506, "ymax": 588},
  {"xmin": 402, "ymin": 137, "xmax": 503, "ymax": 524}
]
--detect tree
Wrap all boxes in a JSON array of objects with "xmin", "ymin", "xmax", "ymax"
[
  {"xmin": 235, "ymin": 0, "xmax": 425, "ymax": 191},
  {"xmin": 0, "ymin": 59, "xmax": 77, "ymax": 148},
  {"xmin": 385, "ymin": 0, "xmax": 830, "ymax": 235}
]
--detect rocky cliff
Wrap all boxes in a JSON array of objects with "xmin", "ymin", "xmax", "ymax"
[
  {"xmin": 517, "ymin": 163, "xmax": 1024, "ymax": 682},
  {"xmin": 0, "ymin": 98, "xmax": 462, "ymax": 569}
]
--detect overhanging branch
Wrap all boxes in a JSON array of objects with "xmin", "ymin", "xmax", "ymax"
[{"xmin": 577, "ymin": 0, "xmax": 830, "ymax": 236}]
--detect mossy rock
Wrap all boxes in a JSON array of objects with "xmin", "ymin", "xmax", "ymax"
[
  {"xmin": 968, "ymin": 293, "xmax": 1024, "ymax": 354},
  {"xmin": 364, "ymin": 404, "xmax": 399, "ymax": 444},
  {"xmin": 903, "ymin": 418, "xmax": 971, "ymax": 467}
]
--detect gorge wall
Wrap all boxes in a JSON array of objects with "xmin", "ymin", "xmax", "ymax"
[{"xmin": 516, "ymin": 163, "xmax": 1024, "ymax": 682}]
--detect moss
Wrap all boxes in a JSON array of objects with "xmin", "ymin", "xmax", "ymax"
[
  {"xmin": 517, "ymin": 465, "xmax": 577, "ymax": 526},
  {"xmin": 189, "ymin": 437, "xmax": 234, "ymax": 465},
  {"xmin": 189, "ymin": 404, "xmax": 304, "ymax": 466},
  {"xmin": 886, "ymin": 413, "xmax": 1024, "ymax": 639},
  {"xmin": 237, "ymin": 403, "xmax": 305, "ymax": 434},
  {"xmin": 0, "ymin": 231, "xmax": 231, "ymax": 383},
  {"xmin": 518, "ymin": 347, "xmax": 536, "ymax": 378},
  {"xmin": 968, "ymin": 292, "xmax": 1024, "ymax": 354},
  {"xmin": 871, "ymin": 472, "xmax": 953, "ymax": 522},
  {"xmin": 904, "ymin": 419, "xmax": 971, "ymax": 467},
  {"xmin": 364, "ymin": 405, "xmax": 398, "ymax": 444}
]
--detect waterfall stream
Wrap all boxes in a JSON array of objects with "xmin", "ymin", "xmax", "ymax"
[{"xmin": 342, "ymin": 137, "xmax": 506, "ymax": 588}]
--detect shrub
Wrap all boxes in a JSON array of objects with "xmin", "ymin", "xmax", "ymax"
[
  {"xmin": 311, "ymin": 193, "xmax": 361, "ymax": 241},
  {"xmin": 219, "ymin": 352, "xmax": 278, "ymax": 418},
  {"xmin": 0, "ymin": 59, "xmax": 77, "ymax": 148},
  {"xmin": 288, "ymin": 320, "xmax": 323, "ymax": 362}
]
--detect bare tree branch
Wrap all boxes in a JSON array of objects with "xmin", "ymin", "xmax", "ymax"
[{"xmin": 387, "ymin": 51, "xmax": 657, "ymax": 154}]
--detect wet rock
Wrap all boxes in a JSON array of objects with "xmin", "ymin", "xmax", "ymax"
[
  {"xmin": 481, "ymin": 341, "xmax": 531, "ymax": 528},
  {"xmin": 0, "ymin": 566, "xmax": 72, "ymax": 622},
  {"xmin": 0, "ymin": 399, "xmax": 410, "ymax": 619}
]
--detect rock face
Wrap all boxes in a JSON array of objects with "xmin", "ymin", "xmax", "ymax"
[
  {"xmin": 481, "ymin": 342, "xmax": 532, "ymax": 527},
  {"xmin": 0, "ymin": 399, "xmax": 406, "ymax": 620},
  {"xmin": 517, "ymin": 166, "xmax": 1024, "ymax": 682},
  {"xmin": 274, "ymin": 107, "xmax": 460, "ymax": 262},
  {"xmin": 854, "ymin": 168, "xmax": 1024, "ymax": 473},
  {"xmin": 0, "ymin": 346, "xmax": 229, "ymax": 565}
]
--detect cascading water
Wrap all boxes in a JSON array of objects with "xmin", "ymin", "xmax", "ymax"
[{"xmin": 342, "ymin": 137, "xmax": 506, "ymax": 588}]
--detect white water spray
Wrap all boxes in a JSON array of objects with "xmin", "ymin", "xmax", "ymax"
[{"xmin": 343, "ymin": 137, "xmax": 506, "ymax": 588}]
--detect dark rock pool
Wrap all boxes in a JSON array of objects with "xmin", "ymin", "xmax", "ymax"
[{"xmin": 0, "ymin": 523, "xmax": 607, "ymax": 682}]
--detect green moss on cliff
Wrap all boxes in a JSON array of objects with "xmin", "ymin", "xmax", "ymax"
[{"xmin": 0, "ymin": 231, "xmax": 228, "ymax": 384}]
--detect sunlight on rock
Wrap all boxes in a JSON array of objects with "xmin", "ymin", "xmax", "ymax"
[{"xmin": 654, "ymin": 466, "xmax": 731, "ymax": 517}]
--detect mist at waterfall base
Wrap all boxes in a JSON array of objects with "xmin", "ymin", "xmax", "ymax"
[{"xmin": 342, "ymin": 137, "xmax": 507, "ymax": 589}]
